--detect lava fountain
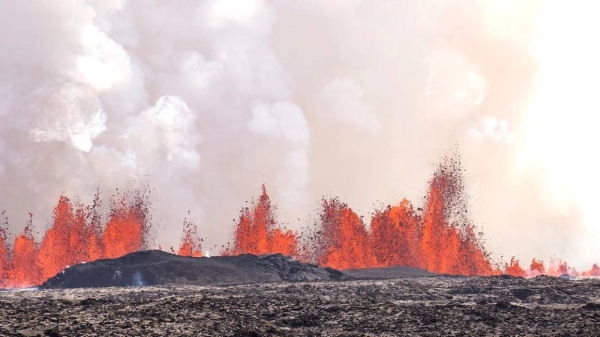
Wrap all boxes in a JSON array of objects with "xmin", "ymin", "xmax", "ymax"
[
  {"xmin": 1, "ymin": 156, "xmax": 599, "ymax": 289},
  {"xmin": 177, "ymin": 218, "xmax": 203, "ymax": 258},
  {"xmin": 0, "ymin": 190, "xmax": 151, "ymax": 288},
  {"xmin": 306, "ymin": 156, "xmax": 495, "ymax": 275},
  {"xmin": 223, "ymin": 184, "xmax": 299, "ymax": 258}
]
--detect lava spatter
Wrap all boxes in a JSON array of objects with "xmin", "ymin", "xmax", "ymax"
[
  {"xmin": 224, "ymin": 184, "xmax": 299, "ymax": 258},
  {"xmin": 1, "ymin": 155, "xmax": 600, "ymax": 289},
  {"xmin": 178, "ymin": 218, "xmax": 203, "ymax": 257},
  {"xmin": 0, "ymin": 189, "xmax": 152, "ymax": 288}
]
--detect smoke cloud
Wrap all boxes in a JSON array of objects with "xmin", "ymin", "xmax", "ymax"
[{"xmin": 0, "ymin": 0, "xmax": 596, "ymax": 268}]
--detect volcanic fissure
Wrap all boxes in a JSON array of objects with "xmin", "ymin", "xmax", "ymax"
[{"xmin": 1, "ymin": 156, "xmax": 598, "ymax": 288}]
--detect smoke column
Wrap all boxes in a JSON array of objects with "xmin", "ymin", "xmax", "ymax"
[{"xmin": 0, "ymin": 0, "xmax": 596, "ymax": 269}]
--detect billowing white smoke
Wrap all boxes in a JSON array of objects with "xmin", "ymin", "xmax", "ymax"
[{"xmin": 0, "ymin": 0, "xmax": 596, "ymax": 268}]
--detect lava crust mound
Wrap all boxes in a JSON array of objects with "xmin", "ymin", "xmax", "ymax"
[{"xmin": 40, "ymin": 250, "xmax": 347, "ymax": 289}]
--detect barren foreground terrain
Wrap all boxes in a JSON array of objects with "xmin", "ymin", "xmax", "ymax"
[{"xmin": 1, "ymin": 276, "xmax": 600, "ymax": 336}]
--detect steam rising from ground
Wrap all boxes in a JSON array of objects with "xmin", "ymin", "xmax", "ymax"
[{"xmin": 0, "ymin": 0, "xmax": 597, "ymax": 268}]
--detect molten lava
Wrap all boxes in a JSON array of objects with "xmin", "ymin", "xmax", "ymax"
[
  {"xmin": 1, "ymin": 156, "xmax": 599, "ymax": 289},
  {"xmin": 178, "ymin": 218, "xmax": 203, "ymax": 257},
  {"xmin": 312, "ymin": 198, "xmax": 373, "ymax": 270},
  {"xmin": 504, "ymin": 257, "xmax": 526, "ymax": 277},
  {"xmin": 370, "ymin": 200, "xmax": 421, "ymax": 269},
  {"xmin": 582, "ymin": 264, "xmax": 600, "ymax": 277},
  {"xmin": 0, "ymin": 191, "xmax": 150, "ymax": 288},
  {"xmin": 306, "ymin": 158, "xmax": 495, "ymax": 275},
  {"xmin": 224, "ymin": 185, "xmax": 298, "ymax": 258},
  {"xmin": 416, "ymin": 161, "xmax": 494, "ymax": 275},
  {"xmin": 529, "ymin": 258, "xmax": 546, "ymax": 276},
  {"xmin": 225, "ymin": 158, "xmax": 600, "ymax": 277}
]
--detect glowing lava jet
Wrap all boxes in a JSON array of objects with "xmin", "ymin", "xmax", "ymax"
[
  {"xmin": 177, "ymin": 218, "xmax": 203, "ymax": 257},
  {"xmin": 226, "ymin": 157, "xmax": 600, "ymax": 277},
  {"xmin": 223, "ymin": 184, "xmax": 298, "ymax": 258},
  {"xmin": 221, "ymin": 156, "xmax": 498, "ymax": 275},
  {"xmin": 307, "ymin": 157, "xmax": 495, "ymax": 275},
  {"xmin": 1, "ymin": 157, "xmax": 599, "ymax": 289},
  {"xmin": 0, "ymin": 191, "xmax": 150, "ymax": 288}
]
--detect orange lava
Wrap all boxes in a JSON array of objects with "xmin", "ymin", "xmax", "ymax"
[
  {"xmin": 529, "ymin": 258, "xmax": 546, "ymax": 276},
  {"xmin": 416, "ymin": 162, "xmax": 495, "ymax": 275},
  {"xmin": 223, "ymin": 157, "xmax": 600, "ymax": 277},
  {"xmin": 504, "ymin": 257, "xmax": 526, "ymax": 277},
  {"xmin": 370, "ymin": 200, "xmax": 421, "ymax": 268},
  {"xmin": 0, "ymin": 191, "xmax": 150, "ymax": 288},
  {"xmin": 177, "ymin": 218, "xmax": 203, "ymax": 257},
  {"xmin": 309, "ymin": 158, "xmax": 496, "ymax": 275},
  {"xmin": 102, "ymin": 198, "xmax": 147, "ymax": 259},
  {"xmin": 312, "ymin": 198, "xmax": 373, "ymax": 270},
  {"xmin": 500, "ymin": 257, "xmax": 600, "ymax": 278},
  {"xmin": 2, "ymin": 157, "xmax": 600, "ymax": 289},
  {"xmin": 582, "ymin": 264, "xmax": 600, "ymax": 277},
  {"xmin": 224, "ymin": 185, "xmax": 299, "ymax": 258}
]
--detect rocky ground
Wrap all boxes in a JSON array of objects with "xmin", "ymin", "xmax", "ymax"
[
  {"xmin": 1, "ymin": 275, "xmax": 600, "ymax": 336},
  {"xmin": 39, "ymin": 251, "xmax": 349, "ymax": 289}
]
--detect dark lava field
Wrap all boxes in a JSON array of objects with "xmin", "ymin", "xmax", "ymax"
[{"xmin": 2, "ymin": 275, "xmax": 600, "ymax": 336}]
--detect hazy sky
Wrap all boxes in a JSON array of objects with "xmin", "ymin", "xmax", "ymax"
[{"xmin": 0, "ymin": 0, "xmax": 598, "ymax": 268}]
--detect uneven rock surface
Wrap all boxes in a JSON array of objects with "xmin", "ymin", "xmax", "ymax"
[
  {"xmin": 344, "ymin": 266, "xmax": 435, "ymax": 279},
  {"xmin": 1, "ymin": 276, "xmax": 600, "ymax": 336},
  {"xmin": 39, "ymin": 251, "xmax": 348, "ymax": 289},
  {"xmin": 38, "ymin": 250, "xmax": 434, "ymax": 289}
]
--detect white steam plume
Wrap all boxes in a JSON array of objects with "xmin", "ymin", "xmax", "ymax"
[{"xmin": 0, "ymin": 0, "xmax": 597, "ymax": 269}]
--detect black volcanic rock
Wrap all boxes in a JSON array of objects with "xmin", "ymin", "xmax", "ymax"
[
  {"xmin": 511, "ymin": 288, "xmax": 534, "ymax": 300},
  {"xmin": 40, "ymin": 250, "xmax": 348, "ymax": 289},
  {"xmin": 3, "ymin": 275, "xmax": 600, "ymax": 336},
  {"xmin": 344, "ymin": 266, "xmax": 435, "ymax": 279}
]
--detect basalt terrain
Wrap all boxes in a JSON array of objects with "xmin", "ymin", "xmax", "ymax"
[
  {"xmin": 39, "ymin": 250, "xmax": 350, "ymax": 289},
  {"xmin": 1, "ymin": 275, "xmax": 600, "ymax": 336},
  {"xmin": 36, "ymin": 250, "xmax": 435, "ymax": 289}
]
